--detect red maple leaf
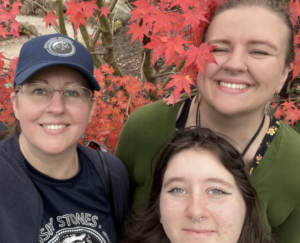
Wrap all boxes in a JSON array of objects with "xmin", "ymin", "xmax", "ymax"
[
  {"xmin": 169, "ymin": 0, "xmax": 196, "ymax": 11},
  {"xmin": 0, "ymin": 52, "xmax": 6, "ymax": 72},
  {"xmin": 131, "ymin": 0, "xmax": 153, "ymax": 16},
  {"xmin": 145, "ymin": 11, "xmax": 179, "ymax": 34},
  {"xmin": 281, "ymin": 100, "xmax": 297, "ymax": 111},
  {"xmin": 100, "ymin": 7, "xmax": 110, "ymax": 18},
  {"xmin": 283, "ymin": 109, "xmax": 300, "ymax": 125},
  {"xmin": 166, "ymin": 72, "xmax": 196, "ymax": 97},
  {"xmin": 2, "ymin": 0, "xmax": 11, "ymax": 7},
  {"xmin": 164, "ymin": 34, "xmax": 188, "ymax": 66},
  {"xmin": 143, "ymin": 82, "xmax": 156, "ymax": 93},
  {"xmin": 273, "ymin": 106, "xmax": 285, "ymax": 119},
  {"xmin": 101, "ymin": 64, "xmax": 114, "ymax": 74},
  {"xmin": 182, "ymin": 8, "xmax": 208, "ymax": 32},
  {"xmin": 10, "ymin": 2, "xmax": 21, "ymax": 17},
  {"xmin": 65, "ymin": 0, "xmax": 83, "ymax": 16},
  {"xmin": 82, "ymin": 0, "xmax": 99, "ymax": 17},
  {"xmin": 0, "ymin": 9, "xmax": 14, "ymax": 26},
  {"xmin": 144, "ymin": 35, "xmax": 166, "ymax": 64},
  {"xmin": 289, "ymin": 0, "xmax": 300, "ymax": 25},
  {"xmin": 292, "ymin": 48, "xmax": 300, "ymax": 80},
  {"xmin": 9, "ymin": 20, "xmax": 20, "ymax": 40},
  {"xmin": 185, "ymin": 43, "xmax": 217, "ymax": 73},
  {"xmin": 42, "ymin": 11, "xmax": 58, "ymax": 28},
  {"xmin": 127, "ymin": 23, "xmax": 150, "ymax": 44},
  {"xmin": 67, "ymin": 11, "xmax": 87, "ymax": 34},
  {"xmin": 11, "ymin": 0, "xmax": 23, "ymax": 9},
  {"xmin": 0, "ymin": 25, "xmax": 9, "ymax": 39},
  {"xmin": 163, "ymin": 92, "xmax": 182, "ymax": 105}
]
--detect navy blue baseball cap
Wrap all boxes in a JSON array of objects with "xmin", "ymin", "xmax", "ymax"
[{"xmin": 14, "ymin": 33, "xmax": 100, "ymax": 91}]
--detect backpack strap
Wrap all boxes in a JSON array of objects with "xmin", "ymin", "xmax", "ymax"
[
  {"xmin": 96, "ymin": 149, "xmax": 117, "ymax": 227},
  {"xmin": 86, "ymin": 140, "xmax": 117, "ymax": 228}
]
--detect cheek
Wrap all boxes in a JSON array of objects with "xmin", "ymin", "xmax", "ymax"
[
  {"xmin": 67, "ymin": 104, "xmax": 93, "ymax": 124},
  {"xmin": 212, "ymin": 199, "xmax": 246, "ymax": 239},
  {"xmin": 159, "ymin": 196, "xmax": 182, "ymax": 225}
]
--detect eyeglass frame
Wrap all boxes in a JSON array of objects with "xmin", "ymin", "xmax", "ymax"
[{"xmin": 14, "ymin": 83, "xmax": 94, "ymax": 102}]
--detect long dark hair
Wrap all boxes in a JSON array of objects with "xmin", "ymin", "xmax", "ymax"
[{"xmin": 123, "ymin": 128, "xmax": 273, "ymax": 243}]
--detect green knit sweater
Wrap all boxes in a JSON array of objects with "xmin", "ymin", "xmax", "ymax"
[{"xmin": 115, "ymin": 100, "xmax": 300, "ymax": 243}]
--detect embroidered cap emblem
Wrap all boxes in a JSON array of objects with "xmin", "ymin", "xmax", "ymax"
[{"xmin": 44, "ymin": 37, "xmax": 76, "ymax": 57}]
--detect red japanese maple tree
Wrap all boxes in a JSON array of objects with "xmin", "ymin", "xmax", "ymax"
[{"xmin": 0, "ymin": 0, "xmax": 300, "ymax": 151}]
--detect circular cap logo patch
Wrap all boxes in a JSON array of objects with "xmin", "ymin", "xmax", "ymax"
[{"xmin": 44, "ymin": 37, "xmax": 76, "ymax": 57}]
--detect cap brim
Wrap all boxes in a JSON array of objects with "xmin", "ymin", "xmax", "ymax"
[{"xmin": 14, "ymin": 61, "xmax": 101, "ymax": 91}]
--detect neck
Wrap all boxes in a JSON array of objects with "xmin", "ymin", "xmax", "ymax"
[
  {"xmin": 19, "ymin": 134, "xmax": 79, "ymax": 179},
  {"xmin": 197, "ymin": 100, "xmax": 268, "ymax": 156}
]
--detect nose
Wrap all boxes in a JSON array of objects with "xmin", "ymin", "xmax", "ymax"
[
  {"xmin": 222, "ymin": 48, "xmax": 248, "ymax": 74},
  {"xmin": 185, "ymin": 194, "xmax": 209, "ymax": 222},
  {"xmin": 46, "ymin": 90, "xmax": 66, "ymax": 114}
]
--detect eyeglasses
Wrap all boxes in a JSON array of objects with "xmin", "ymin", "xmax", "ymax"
[{"xmin": 15, "ymin": 83, "xmax": 93, "ymax": 104}]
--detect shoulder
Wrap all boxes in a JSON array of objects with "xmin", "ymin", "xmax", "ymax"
[
  {"xmin": 278, "ymin": 120, "xmax": 300, "ymax": 142},
  {"xmin": 270, "ymin": 120, "xmax": 300, "ymax": 156},
  {"xmin": 0, "ymin": 135, "xmax": 22, "ymax": 163},
  {"xmin": 78, "ymin": 144, "xmax": 128, "ymax": 180},
  {"xmin": 0, "ymin": 122, "xmax": 6, "ymax": 132},
  {"xmin": 255, "ymin": 119, "xmax": 300, "ymax": 181},
  {"xmin": 128, "ymin": 100, "xmax": 184, "ymax": 123}
]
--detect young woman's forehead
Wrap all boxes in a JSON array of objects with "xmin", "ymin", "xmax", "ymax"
[{"xmin": 204, "ymin": 6, "xmax": 289, "ymax": 52}]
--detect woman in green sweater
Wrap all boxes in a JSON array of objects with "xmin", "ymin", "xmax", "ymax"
[{"xmin": 115, "ymin": 0, "xmax": 300, "ymax": 242}]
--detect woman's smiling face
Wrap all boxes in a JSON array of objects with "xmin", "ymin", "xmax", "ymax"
[
  {"xmin": 159, "ymin": 148, "xmax": 246, "ymax": 243},
  {"xmin": 12, "ymin": 66, "xmax": 96, "ymax": 156},
  {"xmin": 197, "ymin": 6, "xmax": 292, "ymax": 116}
]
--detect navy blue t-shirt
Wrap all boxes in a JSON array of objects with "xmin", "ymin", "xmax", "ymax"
[{"xmin": 25, "ymin": 150, "xmax": 116, "ymax": 243}]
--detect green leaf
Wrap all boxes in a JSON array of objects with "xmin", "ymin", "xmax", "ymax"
[{"xmin": 4, "ymin": 83, "xmax": 13, "ymax": 88}]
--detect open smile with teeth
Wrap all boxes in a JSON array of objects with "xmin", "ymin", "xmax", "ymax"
[
  {"xmin": 42, "ymin": 124, "xmax": 67, "ymax": 130},
  {"xmin": 219, "ymin": 81, "xmax": 249, "ymax": 89}
]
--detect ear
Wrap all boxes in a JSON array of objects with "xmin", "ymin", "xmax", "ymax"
[
  {"xmin": 88, "ymin": 97, "xmax": 97, "ymax": 123},
  {"xmin": 10, "ymin": 92, "xmax": 19, "ymax": 120},
  {"xmin": 276, "ymin": 63, "xmax": 293, "ymax": 94}
]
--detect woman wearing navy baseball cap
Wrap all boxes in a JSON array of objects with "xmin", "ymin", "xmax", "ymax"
[{"xmin": 0, "ymin": 33, "xmax": 129, "ymax": 243}]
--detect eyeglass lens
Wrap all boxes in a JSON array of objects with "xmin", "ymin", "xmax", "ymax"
[{"xmin": 19, "ymin": 83, "xmax": 92, "ymax": 103}]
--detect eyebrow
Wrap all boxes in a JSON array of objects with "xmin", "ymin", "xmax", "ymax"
[
  {"xmin": 163, "ymin": 176, "xmax": 234, "ymax": 189},
  {"xmin": 163, "ymin": 177, "xmax": 185, "ymax": 188},
  {"xmin": 205, "ymin": 177, "xmax": 234, "ymax": 189},
  {"xmin": 28, "ymin": 79, "xmax": 79, "ymax": 86},
  {"xmin": 248, "ymin": 40, "xmax": 278, "ymax": 51},
  {"xmin": 208, "ymin": 39, "xmax": 278, "ymax": 51}
]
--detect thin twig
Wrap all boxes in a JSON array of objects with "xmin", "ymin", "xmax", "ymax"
[
  {"xmin": 141, "ymin": 51, "xmax": 146, "ymax": 80},
  {"xmin": 111, "ymin": 9, "xmax": 118, "ymax": 37},
  {"xmin": 24, "ymin": 0, "xmax": 59, "ymax": 33},
  {"xmin": 91, "ymin": 52, "xmax": 106, "ymax": 55},
  {"xmin": 125, "ymin": 0, "xmax": 134, "ymax": 10},
  {"xmin": 126, "ymin": 94, "xmax": 133, "ymax": 117},
  {"xmin": 2, "ymin": 57, "xmax": 13, "ymax": 62},
  {"xmin": 154, "ymin": 72, "xmax": 176, "ymax": 78},
  {"xmin": 279, "ymin": 97, "xmax": 300, "ymax": 102}
]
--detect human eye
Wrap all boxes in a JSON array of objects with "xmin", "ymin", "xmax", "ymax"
[
  {"xmin": 211, "ymin": 48, "xmax": 227, "ymax": 53},
  {"xmin": 250, "ymin": 50, "xmax": 268, "ymax": 55},
  {"xmin": 208, "ymin": 189, "xmax": 231, "ymax": 196},
  {"xmin": 63, "ymin": 87, "xmax": 81, "ymax": 98},
  {"xmin": 29, "ymin": 85, "xmax": 50, "ymax": 96},
  {"xmin": 210, "ymin": 47, "xmax": 228, "ymax": 56},
  {"xmin": 169, "ymin": 188, "xmax": 187, "ymax": 194}
]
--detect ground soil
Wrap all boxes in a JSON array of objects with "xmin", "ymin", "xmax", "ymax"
[{"xmin": 0, "ymin": 17, "xmax": 171, "ymax": 85}]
